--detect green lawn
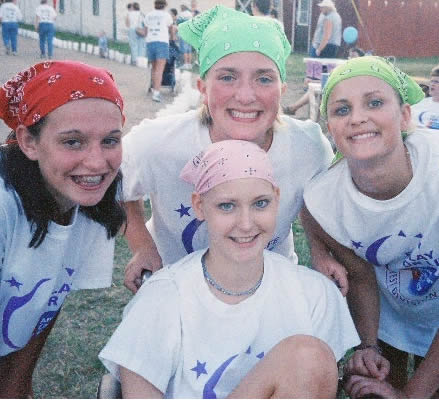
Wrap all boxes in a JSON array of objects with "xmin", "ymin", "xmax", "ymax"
[{"xmin": 31, "ymin": 52, "xmax": 439, "ymax": 398}]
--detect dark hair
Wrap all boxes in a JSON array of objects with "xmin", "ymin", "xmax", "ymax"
[
  {"xmin": 431, "ymin": 65, "xmax": 439, "ymax": 78},
  {"xmin": 170, "ymin": 8, "xmax": 178, "ymax": 17},
  {"xmin": 253, "ymin": 0, "xmax": 271, "ymax": 15},
  {"xmin": 0, "ymin": 119, "xmax": 126, "ymax": 248},
  {"xmin": 155, "ymin": 0, "xmax": 167, "ymax": 10},
  {"xmin": 127, "ymin": 3, "xmax": 132, "ymax": 9},
  {"xmin": 133, "ymin": 2, "xmax": 140, "ymax": 11},
  {"xmin": 270, "ymin": 8, "xmax": 278, "ymax": 18},
  {"xmin": 348, "ymin": 47, "xmax": 365, "ymax": 57}
]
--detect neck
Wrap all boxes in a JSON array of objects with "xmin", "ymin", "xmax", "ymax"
[
  {"xmin": 348, "ymin": 144, "xmax": 412, "ymax": 200},
  {"xmin": 209, "ymin": 127, "xmax": 274, "ymax": 152},
  {"xmin": 204, "ymin": 248, "xmax": 264, "ymax": 302}
]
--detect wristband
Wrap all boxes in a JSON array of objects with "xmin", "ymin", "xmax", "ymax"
[{"xmin": 354, "ymin": 343, "xmax": 382, "ymax": 355}]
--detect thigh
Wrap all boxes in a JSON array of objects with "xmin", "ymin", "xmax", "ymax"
[
  {"xmin": 321, "ymin": 44, "xmax": 339, "ymax": 58},
  {"xmin": 146, "ymin": 42, "xmax": 158, "ymax": 61},
  {"xmin": 0, "ymin": 313, "xmax": 59, "ymax": 398},
  {"xmin": 378, "ymin": 339, "xmax": 409, "ymax": 389}
]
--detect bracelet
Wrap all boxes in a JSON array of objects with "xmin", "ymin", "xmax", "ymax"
[{"xmin": 354, "ymin": 343, "xmax": 383, "ymax": 355}]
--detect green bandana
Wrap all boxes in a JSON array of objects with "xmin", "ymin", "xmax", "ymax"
[
  {"xmin": 320, "ymin": 56, "xmax": 425, "ymax": 118},
  {"xmin": 178, "ymin": 5, "xmax": 291, "ymax": 82}
]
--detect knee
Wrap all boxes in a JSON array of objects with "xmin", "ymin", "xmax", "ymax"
[{"xmin": 272, "ymin": 335, "xmax": 339, "ymax": 396}]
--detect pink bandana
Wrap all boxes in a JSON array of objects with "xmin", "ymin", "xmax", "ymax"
[
  {"xmin": 180, "ymin": 140, "xmax": 276, "ymax": 194},
  {"xmin": 0, "ymin": 60, "xmax": 124, "ymax": 130}
]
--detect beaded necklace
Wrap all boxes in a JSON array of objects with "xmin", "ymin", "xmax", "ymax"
[{"xmin": 201, "ymin": 253, "xmax": 264, "ymax": 297}]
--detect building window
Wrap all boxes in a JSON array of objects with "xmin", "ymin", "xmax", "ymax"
[
  {"xmin": 297, "ymin": 0, "xmax": 310, "ymax": 26},
  {"xmin": 59, "ymin": 0, "xmax": 65, "ymax": 14},
  {"xmin": 93, "ymin": 0, "xmax": 100, "ymax": 16}
]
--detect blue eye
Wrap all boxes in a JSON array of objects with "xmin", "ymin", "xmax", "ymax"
[
  {"xmin": 258, "ymin": 76, "xmax": 273, "ymax": 84},
  {"xmin": 219, "ymin": 75, "xmax": 235, "ymax": 82},
  {"xmin": 369, "ymin": 99, "xmax": 383, "ymax": 108},
  {"xmin": 103, "ymin": 137, "xmax": 121, "ymax": 147},
  {"xmin": 254, "ymin": 199, "xmax": 269, "ymax": 209},
  {"xmin": 219, "ymin": 202, "xmax": 234, "ymax": 211},
  {"xmin": 334, "ymin": 105, "xmax": 350, "ymax": 116}
]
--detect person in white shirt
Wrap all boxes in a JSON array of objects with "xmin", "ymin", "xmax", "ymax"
[
  {"xmin": 143, "ymin": 0, "xmax": 173, "ymax": 102},
  {"xmin": 125, "ymin": 2, "xmax": 145, "ymax": 65},
  {"xmin": 0, "ymin": 60, "xmax": 126, "ymax": 398},
  {"xmin": 120, "ymin": 5, "xmax": 335, "ymax": 296},
  {"xmin": 100, "ymin": 140, "xmax": 359, "ymax": 398},
  {"xmin": 411, "ymin": 65, "xmax": 439, "ymax": 133},
  {"xmin": 35, "ymin": 0, "xmax": 57, "ymax": 59},
  {"xmin": 0, "ymin": 0, "xmax": 22, "ymax": 55},
  {"xmin": 303, "ymin": 56, "xmax": 439, "ymax": 398}
]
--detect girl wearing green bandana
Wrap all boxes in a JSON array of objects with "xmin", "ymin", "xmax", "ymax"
[
  {"xmin": 120, "ymin": 5, "xmax": 336, "ymax": 299},
  {"xmin": 303, "ymin": 56, "xmax": 439, "ymax": 398}
]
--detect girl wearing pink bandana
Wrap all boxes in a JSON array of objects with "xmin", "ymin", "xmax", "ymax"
[
  {"xmin": 0, "ymin": 60, "xmax": 126, "ymax": 398},
  {"xmin": 99, "ymin": 140, "xmax": 359, "ymax": 399}
]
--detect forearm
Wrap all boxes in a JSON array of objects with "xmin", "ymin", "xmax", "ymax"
[
  {"xmin": 404, "ymin": 332, "xmax": 439, "ymax": 398},
  {"xmin": 318, "ymin": 20, "xmax": 332, "ymax": 52},
  {"xmin": 124, "ymin": 200, "xmax": 157, "ymax": 256}
]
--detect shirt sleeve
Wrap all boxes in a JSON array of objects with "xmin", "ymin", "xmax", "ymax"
[
  {"xmin": 121, "ymin": 121, "xmax": 155, "ymax": 201},
  {"xmin": 99, "ymin": 277, "xmax": 182, "ymax": 394},
  {"xmin": 308, "ymin": 274, "xmax": 360, "ymax": 360}
]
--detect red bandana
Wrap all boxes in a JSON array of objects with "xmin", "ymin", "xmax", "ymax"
[{"xmin": 0, "ymin": 60, "xmax": 125, "ymax": 130}]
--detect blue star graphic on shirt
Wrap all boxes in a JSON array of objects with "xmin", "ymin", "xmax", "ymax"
[
  {"xmin": 175, "ymin": 203, "xmax": 191, "ymax": 218},
  {"xmin": 191, "ymin": 360, "xmax": 207, "ymax": 378},
  {"xmin": 5, "ymin": 277, "xmax": 23, "ymax": 290},
  {"xmin": 352, "ymin": 240, "xmax": 363, "ymax": 249}
]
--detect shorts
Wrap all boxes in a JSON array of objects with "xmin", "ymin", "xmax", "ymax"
[
  {"xmin": 146, "ymin": 41, "xmax": 169, "ymax": 61},
  {"xmin": 179, "ymin": 38, "xmax": 192, "ymax": 54}
]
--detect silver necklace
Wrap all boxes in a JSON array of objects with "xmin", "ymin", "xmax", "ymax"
[{"xmin": 201, "ymin": 254, "xmax": 263, "ymax": 297}]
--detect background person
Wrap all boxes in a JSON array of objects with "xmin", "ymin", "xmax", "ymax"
[
  {"xmin": 35, "ymin": 0, "xmax": 57, "ymax": 59},
  {"xmin": 411, "ymin": 64, "xmax": 439, "ymax": 132},
  {"xmin": 251, "ymin": 0, "xmax": 271, "ymax": 16},
  {"xmin": 100, "ymin": 140, "xmax": 359, "ymax": 398},
  {"xmin": 177, "ymin": 0, "xmax": 193, "ymax": 70},
  {"xmin": 302, "ymin": 56, "xmax": 439, "ymax": 398},
  {"xmin": 120, "ymin": 5, "xmax": 334, "ymax": 294},
  {"xmin": 310, "ymin": 0, "xmax": 341, "ymax": 58},
  {"xmin": 0, "ymin": 0, "xmax": 22, "ymax": 56},
  {"xmin": 0, "ymin": 60, "xmax": 126, "ymax": 398},
  {"xmin": 144, "ymin": 0, "xmax": 173, "ymax": 102},
  {"xmin": 125, "ymin": 2, "xmax": 145, "ymax": 66}
]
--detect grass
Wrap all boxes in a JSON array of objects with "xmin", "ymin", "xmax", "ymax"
[{"xmin": 30, "ymin": 52, "xmax": 439, "ymax": 398}]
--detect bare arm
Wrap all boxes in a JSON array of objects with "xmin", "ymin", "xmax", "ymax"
[
  {"xmin": 317, "ymin": 19, "xmax": 333, "ymax": 55},
  {"xmin": 35, "ymin": 15, "xmax": 40, "ymax": 31},
  {"xmin": 300, "ymin": 207, "xmax": 349, "ymax": 296},
  {"xmin": 123, "ymin": 200, "xmax": 163, "ymax": 293},
  {"xmin": 120, "ymin": 366, "xmax": 164, "ymax": 399}
]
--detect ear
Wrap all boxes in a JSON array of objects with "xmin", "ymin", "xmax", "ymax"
[
  {"xmin": 191, "ymin": 192, "xmax": 205, "ymax": 221},
  {"xmin": 197, "ymin": 77, "xmax": 208, "ymax": 106},
  {"xmin": 15, "ymin": 124, "xmax": 40, "ymax": 161},
  {"xmin": 400, "ymin": 103, "xmax": 411, "ymax": 132}
]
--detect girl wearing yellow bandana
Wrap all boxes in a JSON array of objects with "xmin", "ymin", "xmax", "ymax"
[{"xmin": 303, "ymin": 56, "xmax": 439, "ymax": 398}]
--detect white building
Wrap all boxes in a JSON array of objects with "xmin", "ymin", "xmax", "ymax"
[{"xmin": 16, "ymin": 0, "xmax": 235, "ymax": 42}]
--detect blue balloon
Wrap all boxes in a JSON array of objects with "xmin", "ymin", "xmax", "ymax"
[{"xmin": 343, "ymin": 26, "xmax": 358, "ymax": 44}]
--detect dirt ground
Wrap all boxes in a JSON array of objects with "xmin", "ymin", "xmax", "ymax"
[{"xmin": 0, "ymin": 34, "xmax": 310, "ymax": 142}]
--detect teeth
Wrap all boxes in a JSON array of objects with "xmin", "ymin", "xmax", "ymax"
[
  {"xmin": 352, "ymin": 132, "xmax": 377, "ymax": 140},
  {"xmin": 73, "ymin": 175, "xmax": 103, "ymax": 185},
  {"xmin": 232, "ymin": 236, "xmax": 256, "ymax": 243},
  {"xmin": 230, "ymin": 110, "xmax": 258, "ymax": 119}
]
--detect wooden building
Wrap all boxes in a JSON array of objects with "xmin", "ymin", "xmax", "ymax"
[{"xmin": 281, "ymin": 0, "xmax": 439, "ymax": 57}]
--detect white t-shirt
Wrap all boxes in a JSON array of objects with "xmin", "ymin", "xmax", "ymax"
[
  {"xmin": 35, "ymin": 3, "xmax": 56, "ymax": 24},
  {"xmin": 304, "ymin": 132, "xmax": 439, "ymax": 356},
  {"xmin": 100, "ymin": 250, "xmax": 359, "ymax": 398},
  {"xmin": 127, "ymin": 10, "xmax": 143, "ymax": 29},
  {"xmin": 144, "ymin": 9, "xmax": 173, "ymax": 44},
  {"xmin": 411, "ymin": 97, "xmax": 439, "ymax": 133},
  {"xmin": 0, "ymin": 2, "xmax": 22, "ymax": 23},
  {"xmin": 0, "ymin": 177, "xmax": 115, "ymax": 356},
  {"xmin": 121, "ymin": 109, "xmax": 334, "ymax": 265}
]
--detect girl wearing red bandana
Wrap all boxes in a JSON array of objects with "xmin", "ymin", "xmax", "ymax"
[{"xmin": 0, "ymin": 60, "xmax": 126, "ymax": 398}]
